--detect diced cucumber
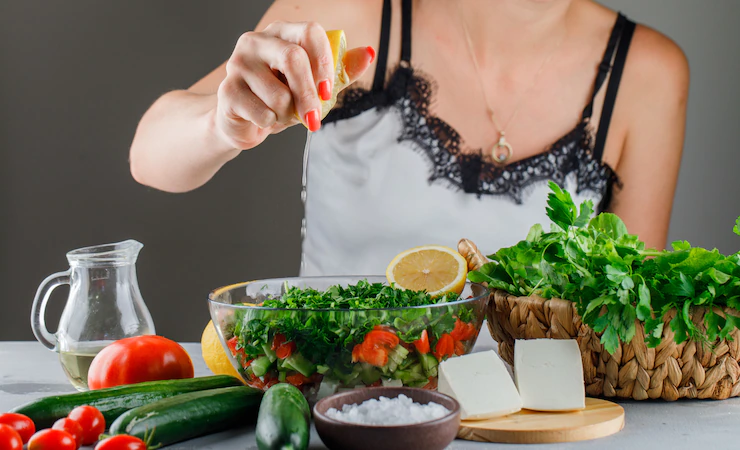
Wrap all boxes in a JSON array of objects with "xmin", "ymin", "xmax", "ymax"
[
  {"xmin": 381, "ymin": 378, "xmax": 404, "ymax": 387},
  {"xmin": 332, "ymin": 368, "xmax": 359, "ymax": 385},
  {"xmin": 278, "ymin": 371, "xmax": 286, "ymax": 382},
  {"xmin": 251, "ymin": 356, "xmax": 273, "ymax": 378},
  {"xmin": 317, "ymin": 378, "xmax": 340, "ymax": 400},
  {"xmin": 359, "ymin": 365, "xmax": 382, "ymax": 385},
  {"xmin": 316, "ymin": 364, "xmax": 331, "ymax": 375},
  {"xmin": 282, "ymin": 353, "xmax": 315, "ymax": 378},
  {"xmin": 419, "ymin": 353, "xmax": 439, "ymax": 378},
  {"xmin": 393, "ymin": 369, "xmax": 427, "ymax": 384},
  {"xmin": 261, "ymin": 343, "xmax": 277, "ymax": 363},
  {"xmin": 390, "ymin": 345, "xmax": 409, "ymax": 361}
]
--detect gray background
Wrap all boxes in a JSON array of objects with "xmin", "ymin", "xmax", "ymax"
[{"xmin": 1, "ymin": 1, "xmax": 738, "ymax": 342}]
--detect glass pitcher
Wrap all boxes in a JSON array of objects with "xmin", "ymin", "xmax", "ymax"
[{"xmin": 31, "ymin": 239, "xmax": 156, "ymax": 391}]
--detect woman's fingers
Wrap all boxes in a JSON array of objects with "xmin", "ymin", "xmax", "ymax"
[
  {"xmin": 263, "ymin": 21, "xmax": 335, "ymax": 102},
  {"xmin": 344, "ymin": 46, "xmax": 376, "ymax": 83}
]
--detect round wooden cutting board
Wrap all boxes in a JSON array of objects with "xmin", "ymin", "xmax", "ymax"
[{"xmin": 457, "ymin": 398, "xmax": 625, "ymax": 444}]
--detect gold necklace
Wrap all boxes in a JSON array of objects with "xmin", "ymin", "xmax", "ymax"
[{"xmin": 457, "ymin": 2, "xmax": 566, "ymax": 165}]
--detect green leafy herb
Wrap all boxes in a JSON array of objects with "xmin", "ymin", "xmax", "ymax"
[{"xmin": 470, "ymin": 181, "xmax": 740, "ymax": 353}]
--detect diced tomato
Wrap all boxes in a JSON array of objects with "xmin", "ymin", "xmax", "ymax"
[
  {"xmin": 352, "ymin": 344, "xmax": 363, "ymax": 363},
  {"xmin": 413, "ymin": 329, "xmax": 430, "ymax": 354},
  {"xmin": 271, "ymin": 333, "xmax": 286, "ymax": 350},
  {"xmin": 272, "ymin": 333, "xmax": 296, "ymax": 359},
  {"xmin": 363, "ymin": 330, "xmax": 400, "ymax": 349},
  {"xmin": 242, "ymin": 358, "xmax": 254, "ymax": 370},
  {"xmin": 286, "ymin": 372, "xmax": 311, "ymax": 387},
  {"xmin": 422, "ymin": 377, "xmax": 438, "ymax": 390},
  {"xmin": 227, "ymin": 337, "xmax": 246, "ymax": 359},
  {"xmin": 247, "ymin": 377, "xmax": 265, "ymax": 390},
  {"xmin": 275, "ymin": 341, "xmax": 296, "ymax": 359},
  {"xmin": 454, "ymin": 340, "xmax": 466, "ymax": 356},
  {"xmin": 368, "ymin": 380, "xmax": 382, "ymax": 387},
  {"xmin": 352, "ymin": 343, "xmax": 389, "ymax": 367},
  {"xmin": 450, "ymin": 319, "xmax": 478, "ymax": 341},
  {"xmin": 450, "ymin": 319, "xmax": 467, "ymax": 341},
  {"xmin": 433, "ymin": 334, "xmax": 455, "ymax": 361}
]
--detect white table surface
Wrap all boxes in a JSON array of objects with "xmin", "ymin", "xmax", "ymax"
[{"xmin": 2, "ymin": 329, "xmax": 739, "ymax": 449}]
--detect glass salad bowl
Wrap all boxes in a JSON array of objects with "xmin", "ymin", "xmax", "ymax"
[{"xmin": 208, "ymin": 276, "xmax": 489, "ymax": 401}]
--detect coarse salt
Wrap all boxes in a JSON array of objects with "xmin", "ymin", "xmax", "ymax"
[{"xmin": 325, "ymin": 394, "xmax": 451, "ymax": 426}]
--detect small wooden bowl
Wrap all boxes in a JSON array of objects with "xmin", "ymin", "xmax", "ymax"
[{"xmin": 313, "ymin": 387, "xmax": 461, "ymax": 450}]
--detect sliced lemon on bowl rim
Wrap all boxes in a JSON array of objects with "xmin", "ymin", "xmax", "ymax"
[{"xmin": 385, "ymin": 245, "xmax": 469, "ymax": 296}]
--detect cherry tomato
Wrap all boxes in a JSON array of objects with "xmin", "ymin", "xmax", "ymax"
[
  {"xmin": 28, "ymin": 429, "xmax": 76, "ymax": 450},
  {"xmin": 88, "ymin": 335, "xmax": 194, "ymax": 390},
  {"xmin": 67, "ymin": 406, "xmax": 105, "ymax": 445},
  {"xmin": 433, "ymin": 333, "xmax": 455, "ymax": 361},
  {"xmin": 52, "ymin": 418, "xmax": 83, "ymax": 448},
  {"xmin": 0, "ymin": 413, "xmax": 35, "ymax": 443},
  {"xmin": 413, "ymin": 329, "xmax": 431, "ymax": 354},
  {"xmin": 0, "ymin": 424, "xmax": 23, "ymax": 450},
  {"xmin": 95, "ymin": 435, "xmax": 148, "ymax": 450},
  {"xmin": 271, "ymin": 333, "xmax": 296, "ymax": 359}
]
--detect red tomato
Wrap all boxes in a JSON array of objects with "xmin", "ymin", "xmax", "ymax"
[
  {"xmin": 450, "ymin": 319, "xmax": 476, "ymax": 341},
  {"xmin": 0, "ymin": 413, "xmax": 35, "ymax": 443},
  {"xmin": 52, "ymin": 418, "xmax": 83, "ymax": 448},
  {"xmin": 372, "ymin": 325, "xmax": 397, "ymax": 334},
  {"xmin": 433, "ymin": 334, "xmax": 455, "ymax": 361},
  {"xmin": 271, "ymin": 333, "xmax": 296, "ymax": 359},
  {"xmin": 95, "ymin": 435, "xmax": 148, "ymax": 450},
  {"xmin": 413, "ymin": 329, "xmax": 431, "ymax": 354},
  {"xmin": 422, "ymin": 376, "xmax": 438, "ymax": 390},
  {"xmin": 353, "ymin": 343, "xmax": 389, "ymax": 367},
  {"xmin": 28, "ymin": 429, "xmax": 76, "ymax": 450},
  {"xmin": 88, "ymin": 335, "xmax": 194, "ymax": 390},
  {"xmin": 0, "ymin": 424, "xmax": 23, "ymax": 450},
  {"xmin": 67, "ymin": 406, "xmax": 105, "ymax": 446}
]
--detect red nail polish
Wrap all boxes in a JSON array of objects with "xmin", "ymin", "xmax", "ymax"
[
  {"xmin": 318, "ymin": 80, "xmax": 331, "ymax": 101},
  {"xmin": 305, "ymin": 109, "xmax": 320, "ymax": 132},
  {"xmin": 366, "ymin": 46, "xmax": 376, "ymax": 63}
]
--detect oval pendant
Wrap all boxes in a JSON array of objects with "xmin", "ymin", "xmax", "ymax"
[{"xmin": 491, "ymin": 136, "xmax": 513, "ymax": 165}]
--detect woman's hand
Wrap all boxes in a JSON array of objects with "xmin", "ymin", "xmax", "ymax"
[{"xmin": 214, "ymin": 21, "xmax": 375, "ymax": 151}]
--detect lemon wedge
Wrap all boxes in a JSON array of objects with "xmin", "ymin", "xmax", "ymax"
[
  {"xmin": 386, "ymin": 245, "xmax": 469, "ymax": 296},
  {"xmin": 297, "ymin": 30, "xmax": 348, "ymax": 126}
]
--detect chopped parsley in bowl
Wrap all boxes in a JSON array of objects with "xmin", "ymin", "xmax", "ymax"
[{"xmin": 208, "ymin": 277, "xmax": 488, "ymax": 400}]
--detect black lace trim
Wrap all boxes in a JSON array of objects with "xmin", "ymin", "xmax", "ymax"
[{"xmin": 325, "ymin": 65, "xmax": 621, "ymax": 212}]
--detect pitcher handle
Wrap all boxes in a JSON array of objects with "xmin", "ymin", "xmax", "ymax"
[{"xmin": 31, "ymin": 270, "xmax": 71, "ymax": 351}]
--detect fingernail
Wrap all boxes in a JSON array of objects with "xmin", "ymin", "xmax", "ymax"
[
  {"xmin": 304, "ymin": 109, "xmax": 320, "ymax": 132},
  {"xmin": 366, "ymin": 46, "xmax": 376, "ymax": 63},
  {"xmin": 318, "ymin": 79, "xmax": 332, "ymax": 101}
]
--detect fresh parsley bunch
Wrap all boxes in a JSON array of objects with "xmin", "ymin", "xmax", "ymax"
[{"xmin": 469, "ymin": 181, "xmax": 740, "ymax": 354}]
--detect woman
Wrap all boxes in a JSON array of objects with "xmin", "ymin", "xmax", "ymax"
[{"xmin": 130, "ymin": 0, "xmax": 689, "ymax": 276}]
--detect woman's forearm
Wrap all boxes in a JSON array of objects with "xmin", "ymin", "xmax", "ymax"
[{"xmin": 129, "ymin": 90, "xmax": 240, "ymax": 193}]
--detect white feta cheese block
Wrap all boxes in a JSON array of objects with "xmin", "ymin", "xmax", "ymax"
[
  {"xmin": 438, "ymin": 350, "xmax": 523, "ymax": 420},
  {"xmin": 514, "ymin": 339, "xmax": 586, "ymax": 411}
]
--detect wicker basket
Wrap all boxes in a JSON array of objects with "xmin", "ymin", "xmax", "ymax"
[{"xmin": 487, "ymin": 289, "xmax": 740, "ymax": 401}]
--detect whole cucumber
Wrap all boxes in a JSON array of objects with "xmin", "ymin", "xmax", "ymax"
[
  {"xmin": 110, "ymin": 385, "xmax": 262, "ymax": 447},
  {"xmin": 255, "ymin": 383, "xmax": 311, "ymax": 450},
  {"xmin": 10, "ymin": 375, "xmax": 243, "ymax": 428}
]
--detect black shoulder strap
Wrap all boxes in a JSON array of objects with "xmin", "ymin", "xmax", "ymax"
[
  {"xmin": 593, "ymin": 16, "xmax": 636, "ymax": 161},
  {"xmin": 400, "ymin": 0, "xmax": 412, "ymax": 63},
  {"xmin": 582, "ymin": 13, "xmax": 626, "ymax": 121},
  {"xmin": 372, "ymin": 0, "xmax": 393, "ymax": 92}
]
